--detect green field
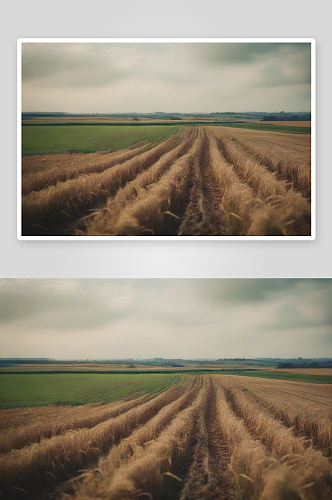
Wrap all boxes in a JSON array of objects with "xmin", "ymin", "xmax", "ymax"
[
  {"xmin": 223, "ymin": 122, "xmax": 311, "ymax": 134},
  {"xmin": 22, "ymin": 121, "xmax": 310, "ymax": 156},
  {"xmin": 234, "ymin": 370, "xmax": 332, "ymax": 384},
  {"xmin": 22, "ymin": 124, "xmax": 181, "ymax": 156},
  {"xmin": 0, "ymin": 373, "xmax": 183, "ymax": 409},
  {"xmin": 1, "ymin": 369, "xmax": 331, "ymax": 409}
]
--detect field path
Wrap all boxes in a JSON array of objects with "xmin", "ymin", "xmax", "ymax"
[
  {"xmin": 180, "ymin": 379, "xmax": 235, "ymax": 500},
  {"xmin": 179, "ymin": 129, "xmax": 226, "ymax": 236}
]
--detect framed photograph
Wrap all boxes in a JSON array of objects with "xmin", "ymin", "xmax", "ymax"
[{"xmin": 18, "ymin": 38, "xmax": 315, "ymax": 240}]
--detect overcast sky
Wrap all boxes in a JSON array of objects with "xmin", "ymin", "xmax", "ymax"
[
  {"xmin": 0, "ymin": 279, "xmax": 330, "ymax": 359},
  {"xmin": 21, "ymin": 42, "xmax": 311, "ymax": 113}
]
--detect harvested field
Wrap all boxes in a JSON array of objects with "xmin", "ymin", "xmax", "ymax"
[
  {"xmin": 1, "ymin": 374, "xmax": 331, "ymax": 500},
  {"xmin": 21, "ymin": 126, "xmax": 312, "ymax": 237}
]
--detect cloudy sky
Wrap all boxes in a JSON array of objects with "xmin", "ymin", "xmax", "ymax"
[
  {"xmin": 21, "ymin": 42, "xmax": 311, "ymax": 113},
  {"xmin": 0, "ymin": 279, "xmax": 330, "ymax": 359}
]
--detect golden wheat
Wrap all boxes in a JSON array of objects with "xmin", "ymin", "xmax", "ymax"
[
  {"xmin": 22, "ymin": 143, "xmax": 155, "ymax": 195},
  {"xmin": 0, "ymin": 393, "xmax": 153, "ymax": 454},
  {"xmin": 0, "ymin": 386, "xmax": 181, "ymax": 496},
  {"xmin": 67, "ymin": 386, "xmax": 208, "ymax": 500},
  {"xmin": 22, "ymin": 136, "xmax": 180, "ymax": 235},
  {"xmin": 84, "ymin": 128, "xmax": 203, "ymax": 236},
  {"xmin": 212, "ymin": 131, "xmax": 311, "ymax": 235},
  {"xmin": 77, "ymin": 128, "xmax": 196, "ymax": 235},
  {"xmin": 208, "ymin": 129, "xmax": 277, "ymax": 235},
  {"xmin": 68, "ymin": 388, "xmax": 197, "ymax": 499}
]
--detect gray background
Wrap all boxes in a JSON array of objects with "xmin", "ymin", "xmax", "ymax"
[{"xmin": 1, "ymin": 0, "xmax": 330, "ymax": 278}]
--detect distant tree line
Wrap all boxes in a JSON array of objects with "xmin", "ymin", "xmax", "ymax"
[
  {"xmin": 22, "ymin": 111, "xmax": 311, "ymax": 121},
  {"xmin": 262, "ymin": 114, "xmax": 311, "ymax": 121},
  {"xmin": 278, "ymin": 360, "xmax": 332, "ymax": 369}
]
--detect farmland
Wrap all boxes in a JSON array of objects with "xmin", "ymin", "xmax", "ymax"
[
  {"xmin": 22, "ymin": 125, "xmax": 181, "ymax": 156},
  {"xmin": 0, "ymin": 373, "xmax": 183, "ymax": 409},
  {"xmin": 21, "ymin": 124, "xmax": 311, "ymax": 237},
  {"xmin": 0, "ymin": 374, "xmax": 331, "ymax": 500}
]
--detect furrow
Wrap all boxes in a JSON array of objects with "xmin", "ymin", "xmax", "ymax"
[
  {"xmin": 178, "ymin": 128, "xmax": 226, "ymax": 236},
  {"xmin": 180, "ymin": 378, "xmax": 235, "ymax": 500}
]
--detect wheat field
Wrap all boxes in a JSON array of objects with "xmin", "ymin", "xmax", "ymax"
[
  {"xmin": 21, "ymin": 126, "xmax": 311, "ymax": 237},
  {"xmin": 1, "ymin": 374, "xmax": 331, "ymax": 500}
]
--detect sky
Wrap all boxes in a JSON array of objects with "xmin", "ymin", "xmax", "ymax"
[
  {"xmin": 0, "ymin": 279, "xmax": 330, "ymax": 360},
  {"xmin": 21, "ymin": 42, "xmax": 311, "ymax": 113}
]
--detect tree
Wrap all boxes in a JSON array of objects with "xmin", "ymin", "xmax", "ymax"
[{"xmin": 277, "ymin": 362, "xmax": 294, "ymax": 368}]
